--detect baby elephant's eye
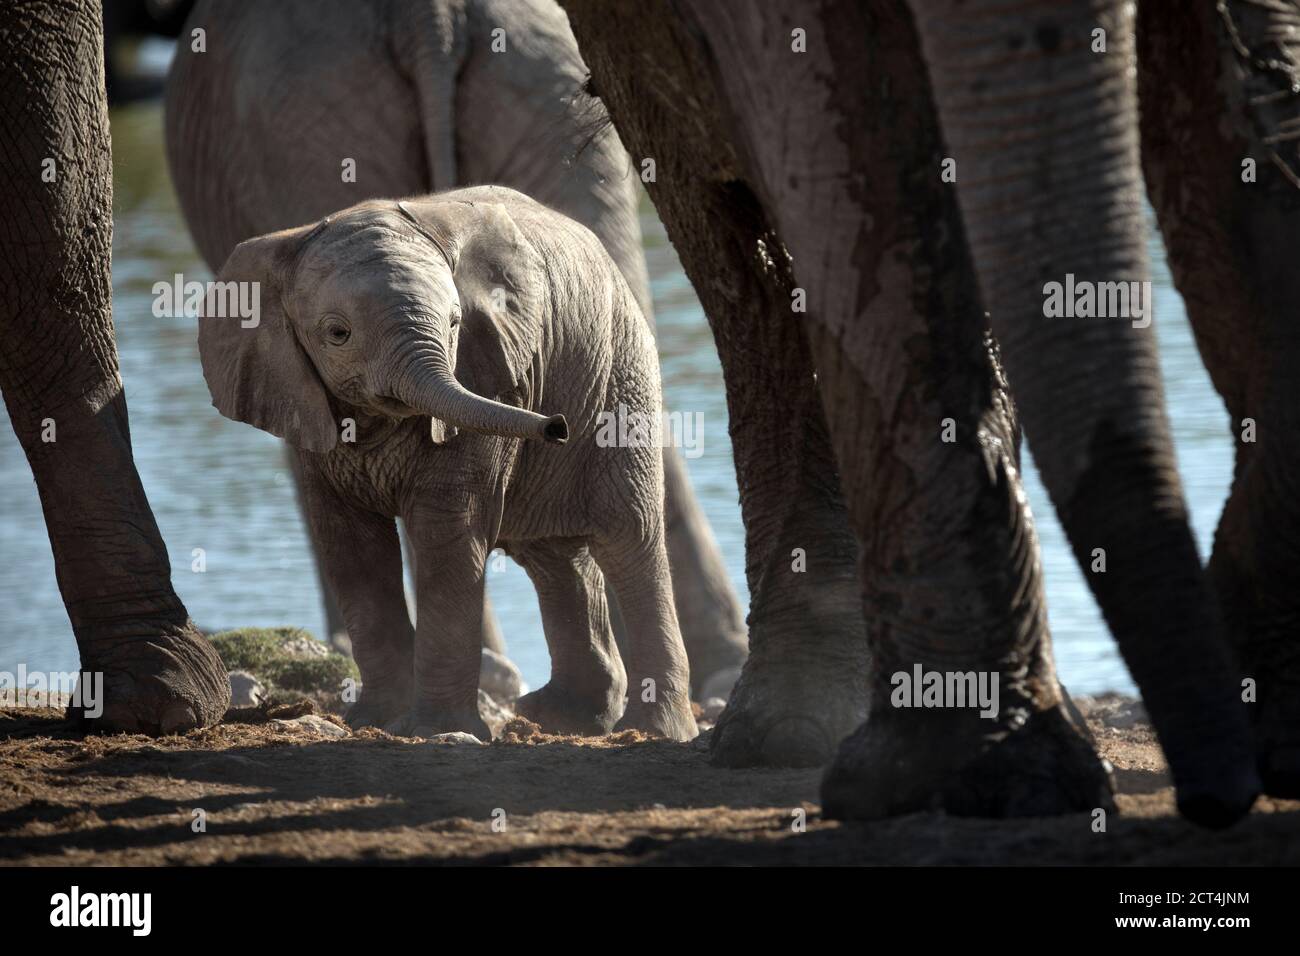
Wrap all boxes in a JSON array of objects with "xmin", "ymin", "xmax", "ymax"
[{"xmin": 323, "ymin": 320, "xmax": 351, "ymax": 345}]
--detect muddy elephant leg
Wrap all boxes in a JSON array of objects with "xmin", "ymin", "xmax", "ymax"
[
  {"xmin": 1138, "ymin": 0, "xmax": 1300, "ymax": 797},
  {"xmin": 906, "ymin": 0, "xmax": 1258, "ymax": 826},
  {"xmin": 0, "ymin": 0, "xmax": 228, "ymax": 733},
  {"xmin": 706, "ymin": 386, "xmax": 867, "ymax": 769},
  {"xmin": 299, "ymin": 465, "xmax": 412, "ymax": 728},
  {"xmin": 563, "ymin": 1, "xmax": 871, "ymax": 768},
  {"xmin": 511, "ymin": 538, "xmax": 626, "ymax": 735},
  {"xmin": 592, "ymin": 527, "xmax": 697, "ymax": 742},
  {"xmin": 637, "ymin": 1, "xmax": 1109, "ymax": 817}
]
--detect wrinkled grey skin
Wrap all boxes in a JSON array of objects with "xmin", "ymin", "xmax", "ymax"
[
  {"xmin": 1137, "ymin": 0, "xmax": 1300, "ymax": 800},
  {"xmin": 199, "ymin": 186, "xmax": 698, "ymax": 742},
  {"xmin": 0, "ymin": 0, "xmax": 229, "ymax": 733},
  {"xmin": 903, "ymin": 0, "xmax": 1260, "ymax": 825},
  {"xmin": 565, "ymin": 0, "xmax": 1266, "ymax": 827},
  {"xmin": 165, "ymin": 0, "xmax": 748, "ymax": 699}
]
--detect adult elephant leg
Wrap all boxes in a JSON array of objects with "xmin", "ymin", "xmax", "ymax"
[
  {"xmin": 912, "ymin": 0, "xmax": 1258, "ymax": 825},
  {"xmin": 0, "ymin": 0, "xmax": 228, "ymax": 733},
  {"xmin": 654, "ymin": 0, "xmax": 1110, "ymax": 817},
  {"xmin": 1138, "ymin": 0, "xmax": 1300, "ymax": 797},
  {"xmin": 565, "ymin": 0, "xmax": 869, "ymax": 768}
]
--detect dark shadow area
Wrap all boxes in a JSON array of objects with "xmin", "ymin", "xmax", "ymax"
[{"xmin": 3, "ymin": 708, "xmax": 1299, "ymax": 865}]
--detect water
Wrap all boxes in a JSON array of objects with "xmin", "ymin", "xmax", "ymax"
[{"xmin": 0, "ymin": 102, "xmax": 1233, "ymax": 698}]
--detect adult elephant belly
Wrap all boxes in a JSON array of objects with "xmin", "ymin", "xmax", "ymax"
[{"xmin": 166, "ymin": 16, "xmax": 429, "ymax": 266}]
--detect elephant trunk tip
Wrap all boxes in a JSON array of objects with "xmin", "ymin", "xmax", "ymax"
[{"xmin": 543, "ymin": 414, "xmax": 568, "ymax": 445}]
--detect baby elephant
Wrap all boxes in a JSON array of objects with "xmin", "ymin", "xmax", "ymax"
[{"xmin": 198, "ymin": 186, "xmax": 697, "ymax": 742}]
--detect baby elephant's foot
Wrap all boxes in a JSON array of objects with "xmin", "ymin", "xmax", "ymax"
[
  {"xmin": 515, "ymin": 682, "xmax": 623, "ymax": 736},
  {"xmin": 616, "ymin": 696, "xmax": 698, "ymax": 742},
  {"xmin": 386, "ymin": 706, "xmax": 492, "ymax": 742}
]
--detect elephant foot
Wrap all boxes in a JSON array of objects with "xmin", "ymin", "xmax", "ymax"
[
  {"xmin": 616, "ymin": 696, "xmax": 698, "ymax": 742},
  {"xmin": 1250, "ymin": 690, "xmax": 1300, "ymax": 799},
  {"xmin": 1258, "ymin": 748, "xmax": 1300, "ymax": 798},
  {"xmin": 345, "ymin": 691, "xmax": 409, "ymax": 731},
  {"xmin": 709, "ymin": 654, "xmax": 868, "ymax": 768},
  {"xmin": 385, "ymin": 707, "xmax": 492, "ymax": 742},
  {"xmin": 821, "ymin": 700, "xmax": 1115, "ymax": 820},
  {"xmin": 515, "ymin": 682, "xmax": 622, "ymax": 736},
  {"xmin": 75, "ymin": 623, "xmax": 231, "ymax": 735}
]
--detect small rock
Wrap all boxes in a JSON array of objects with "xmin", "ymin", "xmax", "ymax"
[
  {"xmin": 701, "ymin": 697, "xmax": 727, "ymax": 721},
  {"xmin": 227, "ymin": 670, "xmax": 266, "ymax": 708},
  {"xmin": 281, "ymin": 636, "xmax": 330, "ymax": 659},
  {"xmin": 426, "ymin": 731, "xmax": 484, "ymax": 745},
  {"xmin": 269, "ymin": 714, "xmax": 348, "ymax": 738},
  {"xmin": 0, "ymin": 688, "xmax": 71, "ymax": 709},
  {"xmin": 480, "ymin": 648, "xmax": 526, "ymax": 705},
  {"xmin": 1073, "ymin": 692, "xmax": 1148, "ymax": 730},
  {"xmin": 1103, "ymin": 700, "xmax": 1148, "ymax": 730}
]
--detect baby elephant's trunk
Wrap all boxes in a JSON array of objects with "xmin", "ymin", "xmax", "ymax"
[{"xmin": 394, "ymin": 353, "xmax": 567, "ymax": 445}]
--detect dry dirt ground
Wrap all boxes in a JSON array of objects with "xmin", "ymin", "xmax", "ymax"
[{"xmin": 1, "ymin": 697, "xmax": 1297, "ymax": 866}]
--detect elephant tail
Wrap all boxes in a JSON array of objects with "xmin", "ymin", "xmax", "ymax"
[{"xmin": 398, "ymin": 0, "xmax": 468, "ymax": 193}]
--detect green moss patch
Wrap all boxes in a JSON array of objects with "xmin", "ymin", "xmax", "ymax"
[{"xmin": 209, "ymin": 627, "xmax": 358, "ymax": 698}]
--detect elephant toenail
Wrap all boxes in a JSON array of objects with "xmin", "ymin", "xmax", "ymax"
[{"xmin": 160, "ymin": 701, "xmax": 200, "ymax": 735}]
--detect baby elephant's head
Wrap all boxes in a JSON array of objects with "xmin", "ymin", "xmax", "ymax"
[{"xmin": 198, "ymin": 197, "xmax": 568, "ymax": 452}]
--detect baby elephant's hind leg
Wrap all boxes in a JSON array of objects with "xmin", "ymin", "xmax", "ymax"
[
  {"xmin": 512, "ymin": 541, "xmax": 624, "ymax": 738},
  {"xmin": 512, "ymin": 538, "xmax": 627, "ymax": 735},
  {"xmin": 592, "ymin": 529, "xmax": 698, "ymax": 742}
]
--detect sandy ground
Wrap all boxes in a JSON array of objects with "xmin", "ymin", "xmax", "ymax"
[{"xmin": 1, "ymin": 697, "xmax": 1297, "ymax": 866}]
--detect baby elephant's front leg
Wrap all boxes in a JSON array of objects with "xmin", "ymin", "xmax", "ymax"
[
  {"xmin": 389, "ymin": 505, "xmax": 493, "ymax": 741},
  {"xmin": 302, "ymin": 469, "xmax": 412, "ymax": 729}
]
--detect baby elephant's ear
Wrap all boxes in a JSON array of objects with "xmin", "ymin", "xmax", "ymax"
[
  {"xmin": 198, "ymin": 227, "xmax": 339, "ymax": 452},
  {"xmin": 400, "ymin": 199, "xmax": 544, "ymax": 401}
]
